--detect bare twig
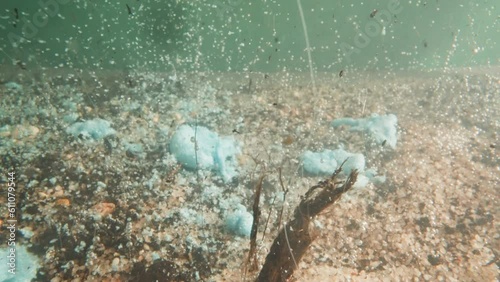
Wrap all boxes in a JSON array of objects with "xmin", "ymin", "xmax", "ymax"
[
  {"xmin": 245, "ymin": 172, "xmax": 265, "ymax": 279},
  {"xmin": 261, "ymin": 195, "xmax": 275, "ymax": 242},
  {"xmin": 276, "ymin": 167, "xmax": 289, "ymax": 232}
]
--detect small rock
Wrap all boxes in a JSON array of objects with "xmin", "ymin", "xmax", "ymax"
[
  {"xmin": 92, "ymin": 202, "xmax": 116, "ymax": 217},
  {"xmin": 55, "ymin": 198, "xmax": 71, "ymax": 207}
]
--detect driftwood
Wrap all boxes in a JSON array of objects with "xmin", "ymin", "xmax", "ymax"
[{"xmin": 256, "ymin": 167, "xmax": 358, "ymax": 282}]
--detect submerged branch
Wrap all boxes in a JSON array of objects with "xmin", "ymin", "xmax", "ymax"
[
  {"xmin": 256, "ymin": 168, "xmax": 358, "ymax": 282},
  {"xmin": 247, "ymin": 173, "xmax": 265, "ymax": 272}
]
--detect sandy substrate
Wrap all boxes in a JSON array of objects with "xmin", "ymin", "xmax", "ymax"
[{"xmin": 0, "ymin": 65, "xmax": 498, "ymax": 281}]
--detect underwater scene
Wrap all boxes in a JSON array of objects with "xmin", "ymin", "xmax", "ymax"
[{"xmin": 0, "ymin": 0, "xmax": 498, "ymax": 281}]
